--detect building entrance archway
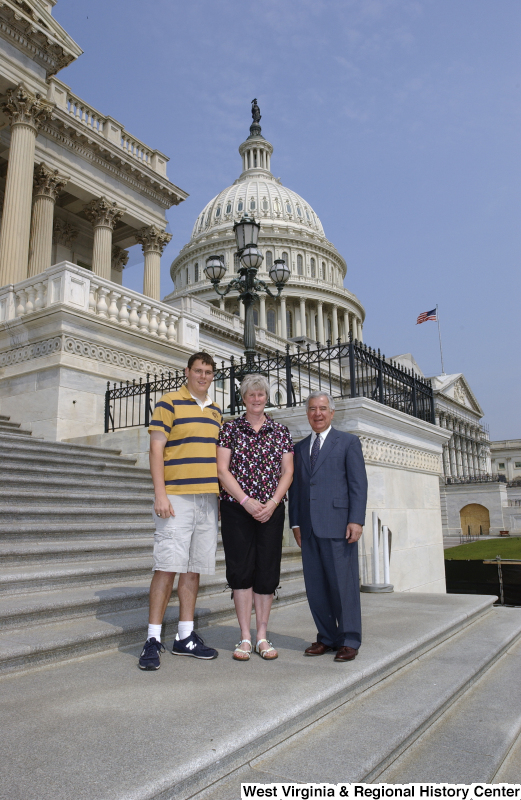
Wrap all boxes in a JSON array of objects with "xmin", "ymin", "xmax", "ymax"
[{"xmin": 460, "ymin": 504, "xmax": 490, "ymax": 536}]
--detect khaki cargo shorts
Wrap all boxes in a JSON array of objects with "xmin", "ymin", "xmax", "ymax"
[{"xmin": 152, "ymin": 493, "xmax": 218, "ymax": 575}]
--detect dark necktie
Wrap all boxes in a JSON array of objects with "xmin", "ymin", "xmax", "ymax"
[{"xmin": 310, "ymin": 434, "xmax": 321, "ymax": 471}]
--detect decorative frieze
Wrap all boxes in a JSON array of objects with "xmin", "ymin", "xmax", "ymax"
[{"xmin": 359, "ymin": 435, "xmax": 442, "ymax": 474}]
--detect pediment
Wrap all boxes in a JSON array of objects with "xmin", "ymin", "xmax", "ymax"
[{"xmin": 436, "ymin": 374, "xmax": 483, "ymax": 416}]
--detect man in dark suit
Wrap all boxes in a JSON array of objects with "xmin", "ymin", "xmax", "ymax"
[{"xmin": 289, "ymin": 392, "xmax": 367, "ymax": 662}]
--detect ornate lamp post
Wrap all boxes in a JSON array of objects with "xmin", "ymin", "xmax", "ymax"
[{"xmin": 204, "ymin": 215, "xmax": 290, "ymax": 371}]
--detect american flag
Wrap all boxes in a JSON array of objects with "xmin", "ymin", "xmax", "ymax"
[{"xmin": 416, "ymin": 308, "xmax": 437, "ymax": 324}]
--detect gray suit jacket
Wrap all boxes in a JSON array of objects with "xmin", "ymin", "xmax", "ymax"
[{"xmin": 288, "ymin": 427, "xmax": 367, "ymax": 539}]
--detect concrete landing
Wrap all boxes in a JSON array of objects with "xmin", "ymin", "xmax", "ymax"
[{"xmin": 0, "ymin": 593, "xmax": 505, "ymax": 800}]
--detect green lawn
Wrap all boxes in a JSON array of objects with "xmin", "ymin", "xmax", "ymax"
[{"xmin": 445, "ymin": 538, "xmax": 521, "ymax": 560}]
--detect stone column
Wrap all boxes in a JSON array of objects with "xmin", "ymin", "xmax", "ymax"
[
  {"xmin": 111, "ymin": 246, "xmax": 129, "ymax": 286},
  {"xmin": 310, "ymin": 306, "xmax": 316, "ymax": 341},
  {"xmin": 332, "ymin": 304, "xmax": 339, "ymax": 343},
  {"xmin": 84, "ymin": 197, "xmax": 125, "ymax": 281},
  {"xmin": 357, "ymin": 318, "xmax": 363, "ymax": 342},
  {"xmin": 28, "ymin": 163, "xmax": 69, "ymax": 277},
  {"xmin": 0, "ymin": 85, "xmax": 52, "ymax": 286},
  {"xmin": 135, "ymin": 225, "xmax": 172, "ymax": 300},
  {"xmin": 299, "ymin": 297, "xmax": 306, "ymax": 338},
  {"xmin": 280, "ymin": 295, "xmax": 287, "ymax": 340},
  {"xmin": 259, "ymin": 295, "xmax": 266, "ymax": 329},
  {"xmin": 344, "ymin": 310, "xmax": 350, "ymax": 341},
  {"xmin": 317, "ymin": 300, "xmax": 325, "ymax": 344}
]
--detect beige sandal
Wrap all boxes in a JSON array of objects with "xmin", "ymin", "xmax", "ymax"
[
  {"xmin": 256, "ymin": 638, "xmax": 278, "ymax": 660},
  {"xmin": 233, "ymin": 639, "xmax": 252, "ymax": 661}
]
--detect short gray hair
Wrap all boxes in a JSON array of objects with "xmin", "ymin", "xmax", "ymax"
[
  {"xmin": 240, "ymin": 373, "xmax": 270, "ymax": 399},
  {"xmin": 305, "ymin": 391, "xmax": 335, "ymax": 411}
]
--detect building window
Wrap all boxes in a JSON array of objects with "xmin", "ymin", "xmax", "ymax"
[
  {"xmin": 262, "ymin": 198, "xmax": 269, "ymax": 211},
  {"xmin": 237, "ymin": 200, "xmax": 244, "ymax": 213},
  {"xmin": 296, "ymin": 206, "xmax": 302, "ymax": 217},
  {"xmin": 274, "ymin": 198, "xmax": 281, "ymax": 214},
  {"xmin": 267, "ymin": 309, "xmax": 276, "ymax": 333},
  {"xmin": 305, "ymin": 208, "xmax": 311, "ymax": 220},
  {"xmin": 282, "ymin": 252, "xmax": 289, "ymax": 272},
  {"xmin": 498, "ymin": 463, "xmax": 505, "ymax": 469},
  {"xmin": 515, "ymin": 462, "xmax": 521, "ymax": 468},
  {"xmin": 310, "ymin": 257, "xmax": 316, "ymax": 278},
  {"xmin": 186, "ymin": 268, "xmax": 191, "ymax": 285},
  {"xmin": 250, "ymin": 198, "xmax": 256, "ymax": 211},
  {"xmin": 297, "ymin": 254, "xmax": 303, "ymax": 275},
  {"xmin": 253, "ymin": 151, "xmax": 257, "ymax": 167},
  {"xmin": 286, "ymin": 202, "xmax": 292, "ymax": 214},
  {"xmin": 321, "ymin": 261, "xmax": 326, "ymax": 279},
  {"xmin": 234, "ymin": 253, "xmax": 240, "ymax": 272},
  {"xmin": 327, "ymin": 318, "xmax": 332, "ymax": 342},
  {"xmin": 194, "ymin": 262, "xmax": 199, "ymax": 282},
  {"xmin": 253, "ymin": 308, "xmax": 259, "ymax": 326},
  {"xmin": 226, "ymin": 202, "xmax": 232, "ymax": 214},
  {"xmin": 266, "ymin": 250, "xmax": 273, "ymax": 268},
  {"xmin": 215, "ymin": 206, "xmax": 221, "ymax": 218},
  {"xmin": 287, "ymin": 309, "xmax": 293, "ymax": 338}
]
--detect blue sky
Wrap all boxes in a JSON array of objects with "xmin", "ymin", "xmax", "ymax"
[{"xmin": 53, "ymin": 0, "xmax": 520, "ymax": 440}]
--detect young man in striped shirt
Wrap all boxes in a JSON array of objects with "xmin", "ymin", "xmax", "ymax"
[{"xmin": 138, "ymin": 352, "xmax": 222, "ymax": 670}]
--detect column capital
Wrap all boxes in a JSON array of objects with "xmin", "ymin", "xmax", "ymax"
[
  {"xmin": 84, "ymin": 196, "xmax": 125, "ymax": 229},
  {"xmin": 112, "ymin": 245, "xmax": 129, "ymax": 272},
  {"xmin": 53, "ymin": 219, "xmax": 78, "ymax": 248},
  {"xmin": 3, "ymin": 84, "xmax": 52, "ymax": 132},
  {"xmin": 33, "ymin": 162, "xmax": 69, "ymax": 201},
  {"xmin": 135, "ymin": 225, "xmax": 172, "ymax": 254}
]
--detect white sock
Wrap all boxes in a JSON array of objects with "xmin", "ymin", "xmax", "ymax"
[
  {"xmin": 178, "ymin": 621, "xmax": 194, "ymax": 640},
  {"xmin": 147, "ymin": 624, "xmax": 162, "ymax": 642}
]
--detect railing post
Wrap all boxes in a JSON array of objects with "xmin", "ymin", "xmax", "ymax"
[
  {"xmin": 377, "ymin": 349, "xmax": 384, "ymax": 404},
  {"xmin": 144, "ymin": 373, "xmax": 151, "ymax": 428},
  {"xmin": 230, "ymin": 358, "xmax": 236, "ymax": 416},
  {"xmin": 349, "ymin": 334, "xmax": 357, "ymax": 397},
  {"xmin": 429, "ymin": 380, "xmax": 435, "ymax": 424},
  {"xmin": 285, "ymin": 344, "xmax": 293, "ymax": 408},
  {"xmin": 104, "ymin": 381, "xmax": 111, "ymax": 433},
  {"xmin": 412, "ymin": 377, "xmax": 418, "ymax": 418}
]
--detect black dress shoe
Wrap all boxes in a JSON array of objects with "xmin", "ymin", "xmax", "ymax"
[
  {"xmin": 304, "ymin": 641, "xmax": 334, "ymax": 656},
  {"xmin": 334, "ymin": 646, "xmax": 358, "ymax": 662}
]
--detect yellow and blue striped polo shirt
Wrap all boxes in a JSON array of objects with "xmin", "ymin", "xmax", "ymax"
[{"xmin": 148, "ymin": 385, "xmax": 222, "ymax": 494}]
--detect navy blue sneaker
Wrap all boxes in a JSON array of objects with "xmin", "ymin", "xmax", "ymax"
[
  {"xmin": 172, "ymin": 631, "xmax": 218, "ymax": 660},
  {"xmin": 138, "ymin": 637, "xmax": 165, "ymax": 670}
]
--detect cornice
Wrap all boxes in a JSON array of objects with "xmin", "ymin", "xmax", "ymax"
[{"xmin": 39, "ymin": 114, "xmax": 187, "ymax": 209}]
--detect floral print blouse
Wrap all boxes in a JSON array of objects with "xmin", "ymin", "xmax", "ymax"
[{"xmin": 218, "ymin": 414, "xmax": 294, "ymax": 503}]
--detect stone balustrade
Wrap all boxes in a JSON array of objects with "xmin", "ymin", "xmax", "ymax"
[
  {"xmin": 47, "ymin": 79, "xmax": 167, "ymax": 177},
  {"xmin": 0, "ymin": 262, "xmax": 189, "ymax": 345}
]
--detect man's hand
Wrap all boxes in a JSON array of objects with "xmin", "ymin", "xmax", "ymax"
[
  {"xmin": 292, "ymin": 527, "xmax": 302, "ymax": 548},
  {"xmin": 346, "ymin": 523, "xmax": 363, "ymax": 543},
  {"xmin": 154, "ymin": 495, "xmax": 175, "ymax": 518}
]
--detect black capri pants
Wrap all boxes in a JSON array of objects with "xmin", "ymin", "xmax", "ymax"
[{"xmin": 220, "ymin": 500, "xmax": 285, "ymax": 595}]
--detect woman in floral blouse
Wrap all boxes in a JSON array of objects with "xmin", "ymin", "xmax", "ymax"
[{"xmin": 217, "ymin": 374, "xmax": 294, "ymax": 661}]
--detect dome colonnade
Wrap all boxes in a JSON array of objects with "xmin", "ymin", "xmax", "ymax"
[{"xmin": 167, "ymin": 109, "xmax": 365, "ymax": 347}]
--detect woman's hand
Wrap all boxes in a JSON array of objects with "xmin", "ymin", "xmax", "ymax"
[
  {"xmin": 154, "ymin": 495, "xmax": 174, "ymax": 518},
  {"xmin": 243, "ymin": 497, "xmax": 264, "ymax": 517},
  {"xmin": 252, "ymin": 500, "xmax": 277, "ymax": 523}
]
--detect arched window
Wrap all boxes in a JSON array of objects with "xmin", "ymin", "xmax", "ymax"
[
  {"xmin": 296, "ymin": 206, "xmax": 302, "ymax": 217},
  {"xmin": 282, "ymin": 252, "xmax": 289, "ymax": 272},
  {"xmin": 253, "ymin": 308, "xmax": 259, "ymax": 326},
  {"xmin": 226, "ymin": 202, "xmax": 232, "ymax": 214},
  {"xmin": 253, "ymin": 151, "xmax": 257, "ymax": 167},
  {"xmin": 321, "ymin": 261, "xmax": 326, "ymax": 279},
  {"xmin": 205, "ymin": 211, "xmax": 211, "ymax": 226},
  {"xmin": 286, "ymin": 202, "xmax": 292, "ymax": 214},
  {"xmin": 267, "ymin": 309, "xmax": 276, "ymax": 333},
  {"xmin": 234, "ymin": 253, "xmax": 240, "ymax": 272},
  {"xmin": 310, "ymin": 257, "xmax": 316, "ymax": 278},
  {"xmin": 327, "ymin": 318, "xmax": 332, "ymax": 343},
  {"xmin": 194, "ymin": 262, "xmax": 199, "ymax": 282},
  {"xmin": 262, "ymin": 198, "xmax": 269, "ymax": 211},
  {"xmin": 215, "ymin": 206, "xmax": 221, "ymax": 218},
  {"xmin": 305, "ymin": 208, "xmax": 311, "ymax": 221},
  {"xmin": 237, "ymin": 200, "xmax": 244, "ymax": 213},
  {"xmin": 297, "ymin": 254, "xmax": 303, "ymax": 275},
  {"xmin": 265, "ymin": 250, "xmax": 273, "ymax": 268},
  {"xmin": 186, "ymin": 267, "xmax": 191, "ymax": 285},
  {"xmin": 286, "ymin": 309, "xmax": 293, "ymax": 338},
  {"xmin": 250, "ymin": 198, "xmax": 256, "ymax": 211}
]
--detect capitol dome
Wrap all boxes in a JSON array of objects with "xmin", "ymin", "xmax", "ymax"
[{"xmin": 167, "ymin": 107, "xmax": 365, "ymax": 348}]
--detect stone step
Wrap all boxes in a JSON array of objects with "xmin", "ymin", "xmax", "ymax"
[
  {"xmin": 0, "ymin": 421, "xmax": 33, "ymax": 435},
  {"xmin": 0, "ymin": 506, "xmax": 154, "ymax": 524},
  {"xmin": 0, "ymin": 571, "xmax": 306, "ymax": 675},
  {"xmin": 0, "ymin": 520, "xmax": 156, "ymax": 540},
  {"xmin": 0, "ymin": 432, "xmax": 136, "ymax": 463},
  {"xmin": 0, "ymin": 471, "xmax": 153, "ymax": 492},
  {"xmin": 0, "ymin": 536, "xmax": 154, "ymax": 566},
  {"xmin": 0, "ymin": 489, "xmax": 153, "ymax": 507},
  {"xmin": 189, "ymin": 602, "xmax": 521, "ymax": 798},
  {"xmin": 378, "ymin": 636, "xmax": 521, "ymax": 783},
  {"xmin": 0, "ymin": 550, "xmax": 303, "ymax": 597},
  {"xmin": 0, "ymin": 457, "xmax": 151, "ymax": 479},
  {"xmin": 0, "ymin": 594, "xmax": 500, "ymax": 800}
]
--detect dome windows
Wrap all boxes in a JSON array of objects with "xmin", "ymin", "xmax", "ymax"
[
  {"xmin": 205, "ymin": 211, "xmax": 211, "ymax": 226},
  {"xmin": 305, "ymin": 208, "xmax": 311, "ymax": 221},
  {"xmin": 226, "ymin": 202, "xmax": 232, "ymax": 214},
  {"xmin": 215, "ymin": 206, "xmax": 221, "ymax": 218},
  {"xmin": 194, "ymin": 262, "xmax": 199, "ymax": 282},
  {"xmin": 285, "ymin": 201, "xmax": 292, "ymax": 214},
  {"xmin": 265, "ymin": 250, "xmax": 273, "ymax": 268},
  {"xmin": 282, "ymin": 252, "xmax": 289, "ymax": 272},
  {"xmin": 237, "ymin": 200, "xmax": 244, "ymax": 213},
  {"xmin": 321, "ymin": 261, "xmax": 326, "ymax": 279},
  {"xmin": 274, "ymin": 198, "xmax": 281, "ymax": 214},
  {"xmin": 297, "ymin": 254, "xmax": 303, "ymax": 276},
  {"xmin": 249, "ymin": 198, "xmax": 256, "ymax": 211},
  {"xmin": 310, "ymin": 258, "xmax": 316, "ymax": 278},
  {"xmin": 267, "ymin": 309, "xmax": 276, "ymax": 334},
  {"xmin": 296, "ymin": 206, "xmax": 302, "ymax": 218},
  {"xmin": 262, "ymin": 198, "xmax": 269, "ymax": 211}
]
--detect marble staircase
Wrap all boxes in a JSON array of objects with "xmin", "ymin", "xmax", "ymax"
[{"xmin": 0, "ymin": 415, "xmax": 305, "ymax": 675}]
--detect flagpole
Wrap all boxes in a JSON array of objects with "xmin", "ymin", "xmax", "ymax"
[{"xmin": 436, "ymin": 304, "xmax": 445, "ymax": 375}]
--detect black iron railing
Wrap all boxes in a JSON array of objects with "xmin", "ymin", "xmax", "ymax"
[
  {"xmin": 104, "ymin": 338, "xmax": 435, "ymax": 433},
  {"xmin": 445, "ymin": 474, "xmax": 505, "ymax": 485}
]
